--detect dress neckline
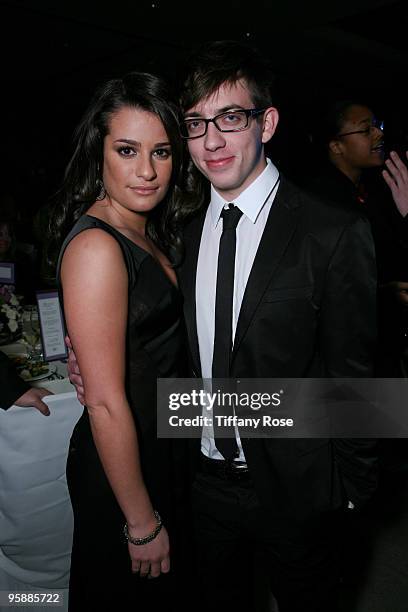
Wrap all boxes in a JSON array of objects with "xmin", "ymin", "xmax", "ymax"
[{"xmin": 84, "ymin": 214, "xmax": 178, "ymax": 290}]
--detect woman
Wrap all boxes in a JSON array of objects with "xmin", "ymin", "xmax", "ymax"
[{"xmin": 53, "ymin": 72, "xmax": 189, "ymax": 611}]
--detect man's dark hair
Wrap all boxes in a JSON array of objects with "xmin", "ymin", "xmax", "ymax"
[
  {"xmin": 311, "ymin": 99, "xmax": 371, "ymax": 150},
  {"xmin": 180, "ymin": 40, "xmax": 275, "ymax": 112}
]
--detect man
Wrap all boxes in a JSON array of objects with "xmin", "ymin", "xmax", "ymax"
[
  {"xmin": 0, "ymin": 350, "xmax": 50, "ymax": 414},
  {"xmin": 176, "ymin": 41, "xmax": 377, "ymax": 612},
  {"xmin": 306, "ymin": 101, "xmax": 408, "ymax": 377},
  {"xmin": 303, "ymin": 100, "xmax": 408, "ymax": 610},
  {"xmin": 68, "ymin": 41, "xmax": 378, "ymax": 612}
]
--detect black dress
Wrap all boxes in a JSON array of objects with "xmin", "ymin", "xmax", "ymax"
[{"xmin": 57, "ymin": 215, "xmax": 189, "ymax": 611}]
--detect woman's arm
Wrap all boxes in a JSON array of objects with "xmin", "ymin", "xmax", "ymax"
[{"xmin": 61, "ymin": 228, "xmax": 169, "ymax": 577}]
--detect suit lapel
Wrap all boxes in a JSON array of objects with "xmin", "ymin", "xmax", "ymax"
[
  {"xmin": 232, "ymin": 179, "xmax": 301, "ymax": 360},
  {"xmin": 180, "ymin": 210, "xmax": 206, "ymax": 376}
]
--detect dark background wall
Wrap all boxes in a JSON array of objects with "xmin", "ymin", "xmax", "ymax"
[{"xmin": 1, "ymin": 0, "xmax": 407, "ymax": 210}]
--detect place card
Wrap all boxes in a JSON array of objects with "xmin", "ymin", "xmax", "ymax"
[
  {"xmin": 36, "ymin": 290, "xmax": 68, "ymax": 362},
  {"xmin": 0, "ymin": 262, "xmax": 15, "ymax": 284}
]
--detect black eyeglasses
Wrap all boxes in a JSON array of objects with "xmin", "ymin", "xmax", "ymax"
[
  {"xmin": 337, "ymin": 118, "xmax": 384, "ymax": 138},
  {"xmin": 180, "ymin": 108, "xmax": 267, "ymax": 139}
]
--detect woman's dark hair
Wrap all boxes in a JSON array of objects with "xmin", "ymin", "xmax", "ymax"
[{"xmin": 48, "ymin": 71, "xmax": 187, "ymax": 266}]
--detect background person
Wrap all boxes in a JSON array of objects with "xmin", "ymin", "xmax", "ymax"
[
  {"xmin": 305, "ymin": 102, "xmax": 408, "ymax": 376},
  {"xmin": 304, "ymin": 101, "xmax": 408, "ymax": 609},
  {"xmin": 0, "ymin": 216, "xmax": 38, "ymax": 304},
  {"xmin": 0, "ymin": 350, "xmax": 50, "ymax": 414},
  {"xmin": 380, "ymin": 148, "xmax": 408, "ymax": 376}
]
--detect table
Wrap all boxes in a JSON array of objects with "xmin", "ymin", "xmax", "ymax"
[{"xmin": 0, "ymin": 344, "xmax": 83, "ymax": 611}]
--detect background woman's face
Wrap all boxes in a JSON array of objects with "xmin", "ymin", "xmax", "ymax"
[{"xmin": 102, "ymin": 106, "xmax": 173, "ymax": 217}]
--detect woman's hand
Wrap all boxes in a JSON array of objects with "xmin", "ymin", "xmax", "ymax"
[{"xmin": 128, "ymin": 526, "xmax": 170, "ymax": 578}]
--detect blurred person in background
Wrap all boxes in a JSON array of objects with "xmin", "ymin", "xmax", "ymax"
[
  {"xmin": 0, "ymin": 350, "xmax": 50, "ymax": 414},
  {"xmin": 0, "ymin": 215, "xmax": 37, "ymax": 303},
  {"xmin": 305, "ymin": 100, "xmax": 408, "ymax": 378},
  {"xmin": 305, "ymin": 99, "xmax": 408, "ymax": 610}
]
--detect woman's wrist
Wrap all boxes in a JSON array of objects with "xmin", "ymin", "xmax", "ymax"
[
  {"xmin": 124, "ymin": 510, "xmax": 163, "ymax": 545},
  {"xmin": 126, "ymin": 505, "xmax": 157, "ymax": 532}
]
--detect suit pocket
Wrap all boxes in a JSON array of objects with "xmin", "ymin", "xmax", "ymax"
[{"xmin": 263, "ymin": 285, "xmax": 313, "ymax": 303}]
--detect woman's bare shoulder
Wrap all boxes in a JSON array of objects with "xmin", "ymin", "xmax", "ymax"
[
  {"xmin": 61, "ymin": 226, "xmax": 128, "ymax": 289},
  {"xmin": 63, "ymin": 226, "xmax": 123, "ymax": 262}
]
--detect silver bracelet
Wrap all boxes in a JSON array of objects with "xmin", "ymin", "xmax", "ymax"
[{"xmin": 123, "ymin": 510, "xmax": 162, "ymax": 545}]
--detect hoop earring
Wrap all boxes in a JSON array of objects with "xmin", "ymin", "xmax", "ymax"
[{"xmin": 96, "ymin": 179, "xmax": 106, "ymax": 201}]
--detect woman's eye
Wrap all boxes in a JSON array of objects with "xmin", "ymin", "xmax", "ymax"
[
  {"xmin": 154, "ymin": 148, "xmax": 171, "ymax": 159},
  {"xmin": 118, "ymin": 146, "xmax": 135, "ymax": 156}
]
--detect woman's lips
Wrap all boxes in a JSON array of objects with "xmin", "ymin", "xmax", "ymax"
[{"xmin": 129, "ymin": 186, "xmax": 159, "ymax": 195}]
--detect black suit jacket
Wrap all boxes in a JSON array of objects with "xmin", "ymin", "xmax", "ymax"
[
  {"xmin": 178, "ymin": 176, "xmax": 378, "ymax": 522},
  {"xmin": 0, "ymin": 350, "xmax": 29, "ymax": 410}
]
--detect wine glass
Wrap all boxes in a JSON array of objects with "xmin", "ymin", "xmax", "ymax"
[{"xmin": 23, "ymin": 306, "xmax": 43, "ymax": 362}]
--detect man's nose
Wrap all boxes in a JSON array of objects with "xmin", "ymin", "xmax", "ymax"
[{"xmin": 203, "ymin": 121, "xmax": 226, "ymax": 150}]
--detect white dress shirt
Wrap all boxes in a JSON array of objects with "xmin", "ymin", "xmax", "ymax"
[{"xmin": 196, "ymin": 158, "xmax": 280, "ymax": 460}]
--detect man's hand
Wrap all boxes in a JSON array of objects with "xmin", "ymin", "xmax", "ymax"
[
  {"xmin": 15, "ymin": 387, "xmax": 51, "ymax": 416},
  {"xmin": 66, "ymin": 336, "xmax": 85, "ymax": 404},
  {"xmin": 382, "ymin": 150, "xmax": 408, "ymax": 217}
]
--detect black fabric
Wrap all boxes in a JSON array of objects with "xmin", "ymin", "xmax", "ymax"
[
  {"xmin": 179, "ymin": 176, "xmax": 378, "ymax": 520},
  {"xmin": 212, "ymin": 205, "xmax": 243, "ymax": 378},
  {"xmin": 0, "ymin": 350, "xmax": 30, "ymax": 409},
  {"xmin": 192, "ymin": 468, "xmax": 341, "ymax": 612},
  {"xmin": 305, "ymin": 164, "xmax": 408, "ymax": 376},
  {"xmin": 57, "ymin": 215, "xmax": 190, "ymax": 611},
  {"xmin": 212, "ymin": 205, "xmax": 242, "ymax": 459},
  {"xmin": 177, "ymin": 175, "xmax": 378, "ymax": 609}
]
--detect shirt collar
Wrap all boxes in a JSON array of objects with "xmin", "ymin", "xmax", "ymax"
[{"xmin": 210, "ymin": 158, "xmax": 280, "ymax": 228}]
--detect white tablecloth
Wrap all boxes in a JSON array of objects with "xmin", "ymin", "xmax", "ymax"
[{"xmin": 0, "ymin": 380, "xmax": 83, "ymax": 611}]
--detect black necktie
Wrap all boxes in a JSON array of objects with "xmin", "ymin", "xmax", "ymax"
[{"xmin": 212, "ymin": 204, "xmax": 243, "ymax": 460}]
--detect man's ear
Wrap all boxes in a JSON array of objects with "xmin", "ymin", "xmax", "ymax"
[
  {"xmin": 329, "ymin": 138, "xmax": 343, "ymax": 156},
  {"xmin": 261, "ymin": 107, "xmax": 279, "ymax": 144}
]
